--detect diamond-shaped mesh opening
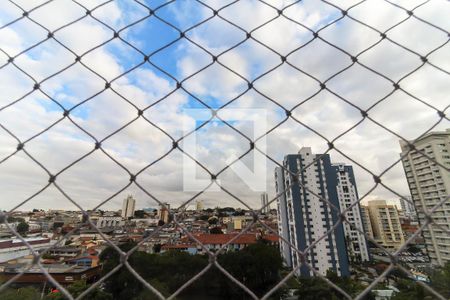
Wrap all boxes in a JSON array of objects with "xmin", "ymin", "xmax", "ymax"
[
  {"xmin": 319, "ymin": 16, "xmax": 381, "ymax": 56},
  {"xmin": 288, "ymin": 37, "xmax": 351, "ymax": 82},
  {"xmin": 28, "ymin": 0, "xmax": 86, "ymax": 32},
  {"xmin": 387, "ymin": 16, "xmax": 448, "ymax": 56},
  {"xmin": 1, "ymin": 1, "xmax": 450, "ymax": 299},
  {"xmin": 121, "ymin": 14, "xmax": 181, "ymax": 56},
  {"xmin": 54, "ymin": 17, "xmax": 113, "ymax": 56},
  {"xmin": 290, "ymin": 90, "xmax": 363, "ymax": 139},
  {"xmin": 251, "ymin": 15, "xmax": 314, "ymax": 56},
  {"xmin": 0, "ymin": 64, "xmax": 35, "ymax": 106}
]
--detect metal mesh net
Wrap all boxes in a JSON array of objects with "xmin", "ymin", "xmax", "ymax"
[{"xmin": 0, "ymin": 0, "xmax": 449, "ymax": 299}]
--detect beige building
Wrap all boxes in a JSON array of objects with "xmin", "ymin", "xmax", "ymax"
[
  {"xmin": 360, "ymin": 205, "xmax": 374, "ymax": 240},
  {"xmin": 400, "ymin": 129, "xmax": 450, "ymax": 266},
  {"xmin": 196, "ymin": 200, "xmax": 204, "ymax": 211},
  {"xmin": 158, "ymin": 203, "xmax": 170, "ymax": 224},
  {"xmin": 364, "ymin": 200, "xmax": 404, "ymax": 251}
]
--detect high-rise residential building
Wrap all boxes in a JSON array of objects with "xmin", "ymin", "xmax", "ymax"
[
  {"xmin": 332, "ymin": 163, "xmax": 370, "ymax": 262},
  {"xmin": 275, "ymin": 167, "xmax": 292, "ymax": 268},
  {"xmin": 360, "ymin": 206, "xmax": 374, "ymax": 240},
  {"xmin": 400, "ymin": 129, "xmax": 450, "ymax": 266},
  {"xmin": 158, "ymin": 203, "xmax": 170, "ymax": 224},
  {"xmin": 274, "ymin": 147, "xmax": 350, "ymax": 277},
  {"xmin": 365, "ymin": 200, "xmax": 404, "ymax": 251},
  {"xmin": 196, "ymin": 200, "xmax": 204, "ymax": 211},
  {"xmin": 121, "ymin": 195, "xmax": 136, "ymax": 219},
  {"xmin": 399, "ymin": 195, "xmax": 417, "ymax": 221},
  {"xmin": 261, "ymin": 192, "xmax": 269, "ymax": 214}
]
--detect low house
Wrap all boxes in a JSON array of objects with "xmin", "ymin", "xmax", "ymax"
[
  {"xmin": 1, "ymin": 263, "xmax": 102, "ymax": 285},
  {"xmin": 163, "ymin": 233, "xmax": 279, "ymax": 255},
  {"xmin": 66, "ymin": 253, "xmax": 99, "ymax": 267},
  {"xmin": 47, "ymin": 247, "xmax": 82, "ymax": 258}
]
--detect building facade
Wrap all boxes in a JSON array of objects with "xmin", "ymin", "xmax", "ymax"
[
  {"xmin": 360, "ymin": 206, "xmax": 374, "ymax": 241},
  {"xmin": 332, "ymin": 163, "xmax": 370, "ymax": 262},
  {"xmin": 275, "ymin": 167, "xmax": 292, "ymax": 268},
  {"xmin": 0, "ymin": 237, "xmax": 54, "ymax": 263},
  {"xmin": 261, "ymin": 192, "xmax": 270, "ymax": 214},
  {"xmin": 96, "ymin": 216, "xmax": 124, "ymax": 228},
  {"xmin": 158, "ymin": 203, "xmax": 170, "ymax": 224},
  {"xmin": 400, "ymin": 129, "xmax": 450, "ymax": 265},
  {"xmin": 275, "ymin": 147, "xmax": 350, "ymax": 277},
  {"xmin": 121, "ymin": 195, "xmax": 136, "ymax": 219},
  {"xmin": 365, "ymin": 200, "xmax": 404, "ymax": 251},
  {"xmin": 196, "ymin": 200, "xmax": 204, "ymax": 211},
  {"xmin": 399, "ymin": 195, "xmax": 417, "ymax": 221}
]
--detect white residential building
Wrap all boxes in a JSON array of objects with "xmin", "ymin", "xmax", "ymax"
[
  {"xmin": 261, "ymin": 192, "xmax": 270, "ymax": 214},
  {"xmin": 0, "ymin": 237, "xmax": 55, "ymax": 263},
  {"xmin": 121, "ymin": 195, "xmax": 136, "ymax": 219},
  {"xmin": 96, "ymin": 216, "xmax": 124, "ymax": 228},
  {"xmin": 400, "ymin": 129, "xmax": 450, "ymax": 266},
  {"xmin": 333, "ymin": 163, "xmax": 370, "ymax": 262},
  {"xmin": 275, "ymin": 167, "xmax": 292, "ymax": 268},
  {"xmin": 399, "ymin": 195, "xmax": 417, "ymax": 220}
]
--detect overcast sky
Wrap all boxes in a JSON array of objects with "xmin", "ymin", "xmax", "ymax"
[{"xmin": 0, "ymin": 0, "xmax": 448, "ymax": 212}]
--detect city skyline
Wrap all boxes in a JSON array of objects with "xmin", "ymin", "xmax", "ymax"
[
  {"xmin": 0, "ymin": 1, "xmax": 449, "ymax": 299},
  {"xmin": 0, "ymin": 1, "xmax": 448, "ymax": 211}
]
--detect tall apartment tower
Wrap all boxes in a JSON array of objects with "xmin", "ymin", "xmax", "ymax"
[
  {"xmin": 121, "ymin": 195, "xmax": 136, "ymax": 219},
  {"xmin": 275, "ymin": 167, "xmax": 292, "ymax": 268},
  {"xmin": 158, "ymin": 203, "xmax": 170, "ymax": 224},
  {"xmin": 366, "ymin": 200, "xmax": 404, "ymax": 251},
  {"xmin": 196, "ymin": 200, "xmax": 204, "ymax": 211},
  {"xmin": 360, "ymin": 206, "xmax": 374, "ymax": 240},
  {"xmin": 332, "ymin": 163, "xmax": 370, "ymax": 262},
  {"xmin": 261, "ymin": 192, "xmax": 270, "ymax": 214},
  {"xmin": 399, "ymin": 195, "xmax": 417, "ymax": 220},
  {"xmin": 274, "ymin": 147, "xmax": 350, "ymax": 277},
  {"xmin": 400, "ymin": 129, "xmax": 450, "ymax": 266}
]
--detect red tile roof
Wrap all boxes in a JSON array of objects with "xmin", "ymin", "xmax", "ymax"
[{"xmin": 188, "ymin": 233, "xmax": 278, "ymax": 245}]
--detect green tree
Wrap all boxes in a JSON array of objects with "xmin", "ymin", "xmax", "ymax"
[
  {"xmin": 407, "ymin": 245, "xmax": 421, "ymax": 253},
  {"xmin": 134, "ymin": 279, "xmax": 170, "ymax": 300},
  {"xmin": 296, "ymin": 271, "xmax": 375, "ymax": 300},
  {"xmin": 392, "ymin": 262, "xmax": 450, "ymax": 299},
  {"xmin": 16, "ymin": 221, "xmax": 29, "ymax": 235},
  {"xmin": 99, "ymin": 241, "xmax": 284, "ymax": 299},
  {"xmin": 233, "ymin": 210, "xmax": 245, "ymax": 216},
  {"xmin": 1, "ymin": 287, "xmax": 40, "ymax": 300},
  {"xmin": 153, "ymin": 243, "xmax": 162, "ymax": 253},
  {"xmin": 296, "ymin": 277, "xmax": 336, "ymax": 300},
  {"xmin": 429, "ymin": 261, "xmax": 450, "ymax": 298},
  {"xmin": 214, "ymin": 242, "xmax": 283, "ymax": 298},
  {"xmin": 391, "ymin": 279, "xmax": 427, "ymax": 300},
  {"xmin": 0, "ymin": 215, "xmax": 25, "ymax": 224},
  {"xmin": 100, "ymin": 241, "xmax": 156, "ymax": 299},
  {"xmin": 197, "ymin": 215, "xmax": 209, "ymax": 221},
  {"xmin": 207, "ymin": 217, "xmax": 218, "ymax": 225},
  {"xmin": 45, "ymin": 280, "xmax": 112, "ymax": 300},
  {"xmin": 134, "ymin": 210, "xmax": 146, "ymax": 219},
  {"xmin": 209, "ymin": 227, "xmax": 223, "ymax": 234}
]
